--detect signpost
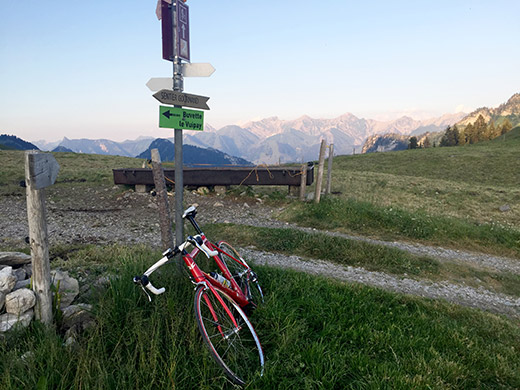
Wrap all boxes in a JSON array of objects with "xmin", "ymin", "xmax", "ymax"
[
  {"xmin": 153, "ymin": 89, "xmax": 210, "ymax": 110},
  {"xmin": 154, "ymin": 0, "xmax": 214, "ymax": 254},
  {"xmin": 176, "ymin": 0, "xmax": 190, "ymax": 62},
  {"xmin": 159, "ymin": 106, "xmax": 204, "ymax": 130},
  {"xmin": 25, "ymin": 151, "xmax": 60, "ymax": 325}
]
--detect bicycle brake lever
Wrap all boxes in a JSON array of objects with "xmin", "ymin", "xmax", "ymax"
[
  {"xmin": 140, "ymin": 285, "xmax": 152, "ymax": 302},
  {"xmin": 133, "ymin": 275, "xmax": 152, "ymax": 302}
]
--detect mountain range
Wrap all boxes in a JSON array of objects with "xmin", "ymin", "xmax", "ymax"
[
  {"xmin": 361, "ymin": 93, "xmax": 520, "ymax": 152},
  {"xmin": 32, "ymin": 112, "xmax": 465, "ymax": 164},
  {"xmin": 137, "ymin": 138, "xmax": 252, "ymax": 167}
]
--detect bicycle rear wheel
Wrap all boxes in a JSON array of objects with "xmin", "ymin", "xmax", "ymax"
[
  {"xmin": 194, "ymin": 285, "xmax": 264, "ymax": 386},
  {"xmin": 218, "ymin": 241, "xmax": 264, "ymax": 306}
]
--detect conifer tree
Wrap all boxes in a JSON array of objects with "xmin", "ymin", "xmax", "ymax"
[
  {"xmin": 474, "ymin": 114, "xmax": 488, "ymax": 142},
  {"xmin": 408, "ymin": 136, "xmax": 419, "ymax": 149},
  {"xmin": 501, "ymin": 119, "xmax": 513, "ymax": 135}
]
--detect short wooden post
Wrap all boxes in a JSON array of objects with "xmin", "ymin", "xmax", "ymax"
[
  {"xmin": 151, "ymin": 148, "xmax": 174, "ymax": 250},
  {"xmin": 299, "ymin": 163, "xmax": 307, "ymax": 201},
  {"xmin": 314, "ymin": 140, "xmax": 327, "ymax": 203},
  {"xmin": 326, "ymin": 143, "xmax": 334, "ymax": 195},
  {"xmin": 25, "ymin": 151, "xmax": 59, "ymax": 325}
]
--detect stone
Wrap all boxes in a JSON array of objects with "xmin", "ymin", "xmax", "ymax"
[
  {"xmin": 0, "ymin": 252, "xmax": 31, "ymax": 267},
  {"xmin": 50, "ymin": 270, "xmax": 79, "ymax": 309},
  {"xmin": 499, "ymin": 205, "xmax": 511, "ymax": 212},
  {"xmin": 0, "ymin": 292, "xmax": 4, "ymax": 311},
  {"xmin": 0, "ymin": 310, "xmax": 34, "ymax": 333},
  {"xmin": 213, "ymin": 202, "xmax": 224, "ymax": 207},
  {"xmin": 0, "ymin": 267, "xmax": 17, "ymax": 294},
  {"xmin": 196, "ymin": 186, "xmax": 209, "ymax": 195},
  {"xmin": 14, "ymin": 279, "xmax": 31, "ymax": 290},
  {"xmin": 13, "ymin": 267, "xmax": 27, "ymax": 281},
  {"xmin": 214, "ymin": 185, "xmax": 228, "ymax": 195},
  {"xmin": 23, "ymin": 264, "xmax": 32, "ymax": 278},
  {"xmin": 62, "ymin": 304, "xmax": 94, "ymax": 330},
  {"xmin": 5, "ymin": 288, "xmax": 36, "ymax": 315}
]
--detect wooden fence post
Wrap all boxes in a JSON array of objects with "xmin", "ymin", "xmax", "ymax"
[
  {"xmin": 299, "ymin": 163, "xmax": 307, "ymax": 201},
  {"xmin": 314, "ymin": 140, "xmax": 327, "ymax": 203},
  {"xmin": 25, "ymin": 151, "xmax": 59, "ymax": 325},
  {"xmin": 151, "ymin": 149, "xmax": 174, "ymax": 250},
  {"xmin": 326, "ymin": 143, "xmax": 334, "ymax": 195}
]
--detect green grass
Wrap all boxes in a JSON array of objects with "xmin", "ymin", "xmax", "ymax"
[
  {"xmin": 203, "ymin": 223, "xmax": 520, "ymax": 298},
  {"xmin": 1, "ymin": 246, "xmax": 519, "ymax": 389},
  {"xmin": 314, "ymin": 129, "xmax": 520, "ymax": 231},
  {"xmin": 281, "ymin": 197, "xmax": 520, "ymax": 258},
  {"xmin": 0, "ymin": 150, "xmax": 145, "ymax": 196}
]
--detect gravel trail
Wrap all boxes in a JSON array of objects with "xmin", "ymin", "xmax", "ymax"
[{"xmin": 1, "ymin": 187, "xmax": 518, "ymax": 319}]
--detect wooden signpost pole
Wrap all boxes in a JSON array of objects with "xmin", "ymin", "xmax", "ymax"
[
  {"xmin": 326, "ymin": 143, "xmax": 334, "ymax": 195},
  {"xmin": 151, "ymin": 148, "xmax": 174, "ymax": 250},
  {"xmin": 24, "ymin": 151, "xmax": 60, "ymax": 325},
  {"xmin": 314, "ymin": 140, "xmax": 327, "ymax": 203}
]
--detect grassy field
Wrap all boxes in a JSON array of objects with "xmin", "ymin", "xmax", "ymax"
[
  {"xmin": 203, "ymin": 223, "xmax": 520, "ymax": 298},
  {"xmin": 1, "ymin": 246, "xmax": 519, "ymax": 389},
  {"xmin": 1, "ymin": 132, "xmax": 520, "ymax": 388},
  {"xmin": 280, "ymin": 127, "xmax": 520, "ymax": 256}
]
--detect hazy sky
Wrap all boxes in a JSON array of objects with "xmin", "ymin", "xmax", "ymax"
[{"xmin": 1, "ymin": 0, "xmax": 519, "ymax": 142}]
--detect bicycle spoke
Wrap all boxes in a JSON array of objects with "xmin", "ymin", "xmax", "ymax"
[{"xmin": 194, "ymin": 286, "xmax": 264, "ymax": 385}]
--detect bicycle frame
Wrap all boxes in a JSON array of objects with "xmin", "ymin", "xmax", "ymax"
[{"xmin": 182, "ymin": 236, "xmax": 251, "ymax": 309}]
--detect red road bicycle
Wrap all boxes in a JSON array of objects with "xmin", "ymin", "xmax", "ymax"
[{"xmin": 133, "ymin": 206, "xmax": 264, "ymax": 386}]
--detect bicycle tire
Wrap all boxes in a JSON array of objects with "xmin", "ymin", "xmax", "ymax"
[
  {"xmin": 194, "ymin": 285, "xmax": 264, "ymax": 386},
  {"xmin": 218, "ymin": 241, "xmax": 264, "ymax": 306}
]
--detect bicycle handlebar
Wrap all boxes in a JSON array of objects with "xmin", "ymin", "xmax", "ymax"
[{"xmin": 133, "ymin": 234, "xmax": 217, "ymax": 300}]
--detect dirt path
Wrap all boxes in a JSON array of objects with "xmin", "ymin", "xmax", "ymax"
[{"xmin": 1, "ymin": 187, "xmax": 518, "ymax": 319}]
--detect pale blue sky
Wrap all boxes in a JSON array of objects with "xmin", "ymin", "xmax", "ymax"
[{"xmin": 1, "ymin": 0, "xmax": 519, "ymax": 142}]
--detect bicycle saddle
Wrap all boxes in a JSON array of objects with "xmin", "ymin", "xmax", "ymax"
[{"xmin": 182, "ymin": 205, "xmax": 197, "ymax": 219}]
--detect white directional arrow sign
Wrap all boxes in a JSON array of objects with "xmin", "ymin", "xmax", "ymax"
[
  {"xmin": 146, "ymin": 63, "xmax": 215, "ymax": 91},
  {"xmin": 181, "ymin": 63, "xmax": 215, "ymax": 77},
  {"xmin": 153, "ymin": 90, "xmax": 210, "ymax": 110}
]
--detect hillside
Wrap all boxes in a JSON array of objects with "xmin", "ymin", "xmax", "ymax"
[
  {"xmin": 456, "ymin": 93, "xmax": 520, "ymax": 128},
  {"xmin": 136, "ymin": 138, "xmax": 252, "ymax": 167},
  {"xmin": 0, "ymin": 134, "xmax": 39, "ymax": 150}
]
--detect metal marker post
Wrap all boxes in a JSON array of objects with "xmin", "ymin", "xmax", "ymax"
[{"xmin": 172, "ymin": 3, "xmax": 184, "ymax": 256}]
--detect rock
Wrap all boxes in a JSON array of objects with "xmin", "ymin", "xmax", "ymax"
[
  {"xmin": 499, "ymin": 205, "xmax": 511, "ymax": 212},
  {"xmin": 196, "ymin": 186, "xmax": 209, "ymax": 195},
  {"xmin": 14, "ymin": 279, "xmax": 31, "ymax": 290},
  {"xmin": 23, "ymin": 264, "xmax": 32, "ymax": 278},
  {"xmin": 50, "ymin": 270, "xmax": 79, "ymax": 309},
  {"xmin": 13, "ymin": 268, "xmax": 26, "ymax": 282},
  {"xmin": 0, "ymin": 267, "xmax": 17, "ymax": 294},
  {"xmin": 0, "ymin": 310, "xmax": 34, "ymax": 333},
  {"xmin": 5, "ymin": 288, "xmax": 36, "ymax": 315},
  {"xmin": 214, "ymin": 185, "xmax": 227, "ymax": 195},
  {"xmin": 62, "ymin": 304, "xmax": 94, "ymax": 330},
  {"xmin": 243, "ymin": 202, "xmax": 250, "ymax": 208},
  {"xmin": 0, "ymin": 292, "xmax": 5, "ymax": 311},
  {"xmin": 0, "ymin": 252, "xmax": 31, "ymax": 266},
  {"xmin": 147, "ymin": 202, "xmax": 158, "ymax": 209},
  {"xmin": 214, "ymin": 202, "xmax": 224, "ymax": 207}
]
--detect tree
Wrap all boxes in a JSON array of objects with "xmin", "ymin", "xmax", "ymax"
[
  {"xmin": 501, "ymin": 119, "xmax": 513, "ymax": 135},
  {"xmin": 474, "ymin": 114, "xmax": 488, "ymax": 142},
  {"xmin": 464, "ymin": 123, "xmax": 478, "ymax": 144},
  {"xmin": 440, "ymin": 126, "xmax": 458, "ymax": 146},
  {"xmin": 452, "ymin": 125, "xmax": 463, "ymax": 145},
  {"xmin": 408, "ymin": 136, "xmax": 419, "ymax": 149},
  {"xmin": 422, "ymin": 137, "xmax": 431, "ymax": 148},
  {"xmin": 488, "ymin": 121, "xmax": 498, "ymax": 139}
]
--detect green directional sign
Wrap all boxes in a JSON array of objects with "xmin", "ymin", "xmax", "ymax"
[{"xmin": 159, "ymin": 106, "xmax": 204, "ymax": 131}]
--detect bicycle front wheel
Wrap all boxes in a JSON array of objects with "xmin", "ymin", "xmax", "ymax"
[{"xmin": 194, "ymin": 285, "xmax": 264, "ymax": 386}]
